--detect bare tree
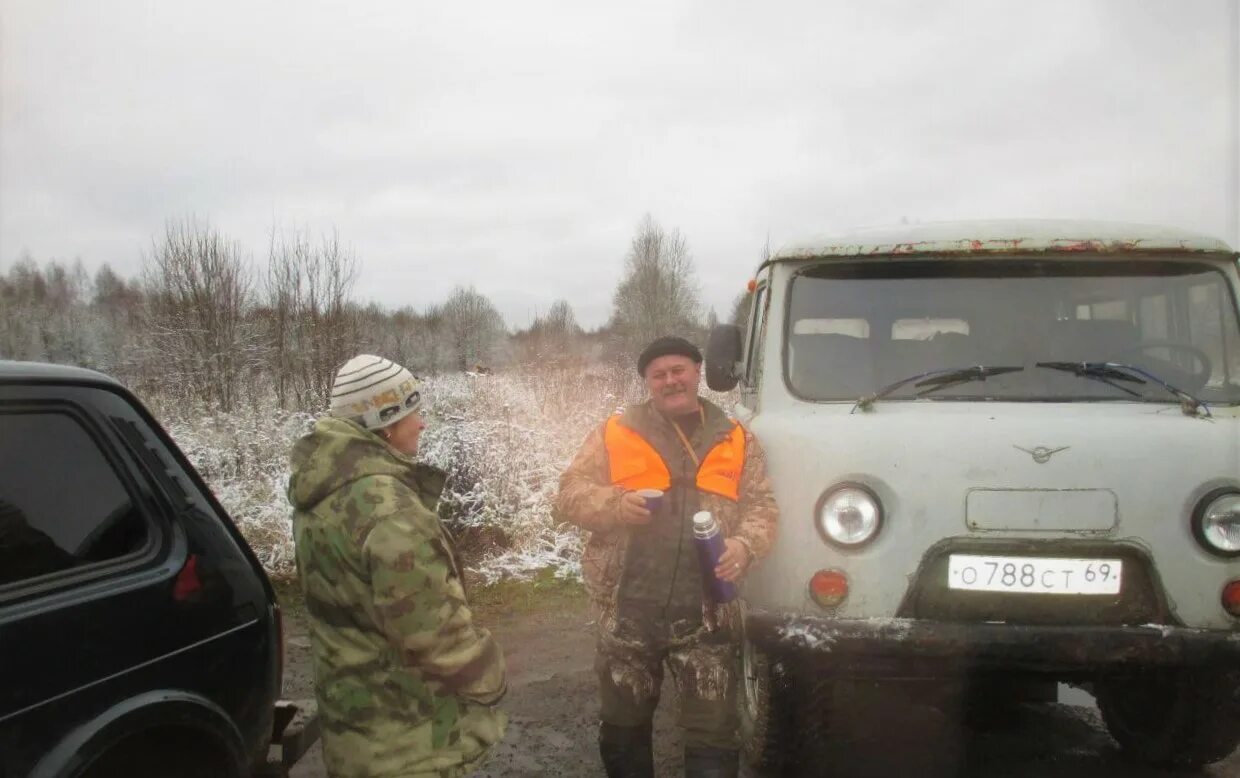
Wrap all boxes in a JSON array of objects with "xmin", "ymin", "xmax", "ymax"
[
  {"xmin": 442, "ymin": 286, "xmax": 505, "ymax": 371},
  {"xmin": 0, "ymin": 255, "xmax": 48, "ymax": 361},
  {"xmin": 264, "ymin": 227, "xmax": 360, "ymax": 408},
  {"xmin": 728, "ymin": 238, "xmax": 769, "ymax": 332},
  {"xmin": 366, "ymin": 304, "xmax": 455, "ymax": 376},
  {"xmin": 0, "ymin": 255, "xmax": 99, "ymax": 368},
  {"xmin": 41, "ymin": 259, "xmax": 95, "ymax": 367},
  {"xmin": 609, "ymin": 214, "xmax": 701, "ymax": 356},
  {"xmin": 543, "ymin": 299, "xmax": 580, "ymax": 337},
  {"xmin": 419, "ymin": 303, "xmax": 451, "ymax": 374},
  {"xmin": 141, "ymin": 218, "xmax": 257, "ymax": 411},
  {"xmin": 540, "ymin": 299, "xmax": 582, "ymax": 367},
  {"xmin": 515, "ymin": 298, "xmax": 584, "ymax": 367},
  {"xmin": 729, "ymin": 290, "xmax": 752, "ymax": 330},
  {"xmin": 2, "ymin": 261, "xmax": 32, "ymax": 360},
  {"xmin": 91, "ymin": 263, "xmax": 145, "ymax": 377}
]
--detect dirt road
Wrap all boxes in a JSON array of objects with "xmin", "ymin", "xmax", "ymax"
[{"xmin": 285, "ymin": 602, "xmax": 1240, "ymax": 777}]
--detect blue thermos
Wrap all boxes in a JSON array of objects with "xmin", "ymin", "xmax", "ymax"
[{"xmin": 693, "ymin": 511, "xmax": 738, "ymax": 603}]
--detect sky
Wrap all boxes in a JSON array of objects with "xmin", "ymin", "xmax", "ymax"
[{"xmin": 1, "ymin": 1, "xmax": 1237, "ymax": 330}]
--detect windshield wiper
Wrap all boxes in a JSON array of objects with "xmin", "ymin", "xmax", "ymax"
[
  {"xmin": 1034, "ymin": 361, "xmax": 1144, "ymax": 398},
  {"xmin": 1036, "ymin": 361, "xmax": 1210, "ymax": 417},
  {"xmin": 853, "ymin": 365, "xmax": 1025, "ymax": 414}
]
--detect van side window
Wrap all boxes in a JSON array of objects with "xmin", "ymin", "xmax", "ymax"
[
  {"xmin": 0, "ymin": 412, "xmax": 147, "ymax": 587},
  {"xmin": 743, "ymin": 284, "xmax": 769, "ymax": 388}
]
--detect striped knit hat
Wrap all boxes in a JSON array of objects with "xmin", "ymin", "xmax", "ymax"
[{"xmin": 330, "ymin": 355, "xmax": 422, "ymax": 431}]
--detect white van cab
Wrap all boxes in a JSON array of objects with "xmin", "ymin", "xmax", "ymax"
[{"xmin": 706, "ymin": 220, "xmax": 1240, "ymax": 770}]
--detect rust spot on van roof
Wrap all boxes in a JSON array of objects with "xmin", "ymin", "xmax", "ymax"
[{"xmin": 771, "ymin": 220, "xmax": 1234, "ymax": 263}]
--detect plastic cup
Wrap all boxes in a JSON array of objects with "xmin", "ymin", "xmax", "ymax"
[{"xmin": 635, "ymin": 489, "xmax": 664, "ymax": 514}]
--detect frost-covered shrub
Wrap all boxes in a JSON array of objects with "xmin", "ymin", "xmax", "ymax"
[
  {"xmin": 163, "ymin": 409, "xmax": 314, "ymax": 577},
  {"xmin": 159, "ymin": 364, "xmax": 733, "ymax": 583}
]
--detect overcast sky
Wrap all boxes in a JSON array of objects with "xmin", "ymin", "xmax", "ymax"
[{"xmin": 2, "ymin": 1, "xmax": 1237, "ymax": 329}]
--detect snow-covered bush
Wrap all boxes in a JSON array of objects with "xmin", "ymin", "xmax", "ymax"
[
  {"xmin": 163, "ymin": 408, "xmax": 314, "ymax": 576},
  {"xmin": 161, "ymin": 364, "xmax": 732, "ymax": 583},
  {"xmin": 418, "ymin": 365, "xmax": 645, "ymax": 582}
]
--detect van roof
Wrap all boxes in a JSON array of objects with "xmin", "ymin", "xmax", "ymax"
[{"xmin": 772, "ymin": 219, "xmax": 1234, "ymax": 262}]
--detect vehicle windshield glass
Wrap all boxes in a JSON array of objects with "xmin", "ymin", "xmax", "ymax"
[{"xmin": 785, "ymin": 258, "xmax": 1240, "ymax": 404}]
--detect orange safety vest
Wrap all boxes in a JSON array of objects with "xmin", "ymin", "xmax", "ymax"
[{"xmin": 604, "ymin": 416, "xmax": 745, "ymax": 501}]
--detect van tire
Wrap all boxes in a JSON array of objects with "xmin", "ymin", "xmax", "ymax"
[
  {"xmin": 1097, "ymin": 669, "xmax": 1240, "ymax": 769},
  {"xmin": 737, "ymin": 639, "xmax": 794, "ymax": 774},
  {"xmin": 801, "ymin": 678, "xmax": 965, "ymax": 778}
]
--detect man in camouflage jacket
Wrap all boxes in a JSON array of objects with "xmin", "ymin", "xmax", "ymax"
[
  {"xmin": 554, "ymin": 337, "xmax": 779, "ymax": 778},
  {"xmin": 289, "ymin": 356, "xmax": 506, "ymax": 778}
]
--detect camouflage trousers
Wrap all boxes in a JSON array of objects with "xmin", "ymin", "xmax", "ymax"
[{"xmin": 595, "ymin": 607, "xmax": 739, "ymax": 750}]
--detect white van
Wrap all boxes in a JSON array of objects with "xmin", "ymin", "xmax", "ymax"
[{"xmin": 706, "ymin": 220, "xmax": 1240, "ymax": 770}]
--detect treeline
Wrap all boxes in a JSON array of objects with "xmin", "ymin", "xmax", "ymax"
[{"xmin": 1, "ymin": 215, "xmax": 753, "ymax": 412}]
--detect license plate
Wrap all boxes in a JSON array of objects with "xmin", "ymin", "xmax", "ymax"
[{"xmin": 947, "ymin": 554, "xmax": 1122, "ymax": 595}]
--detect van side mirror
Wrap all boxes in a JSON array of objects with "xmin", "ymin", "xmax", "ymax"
[{"xmin": 705, "ymin": 324, "xmax": 744, "ymax": 391}]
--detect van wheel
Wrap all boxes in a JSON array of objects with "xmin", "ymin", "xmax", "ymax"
[
  {"xmin": 738, "ymin": 638, "xmax": 795, "ymax": 773},
  {"xmin": 798, "ymin": 678, "xmax": 965, "ymax": 778},
  {"xmin": 1097, "ymin": 669, "xmax": 1240, "ymax": 768}
]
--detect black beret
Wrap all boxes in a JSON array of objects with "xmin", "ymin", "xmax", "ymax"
[{"xmin": 637, "ymin": 336, "xmax": 703, "ymax": 376}]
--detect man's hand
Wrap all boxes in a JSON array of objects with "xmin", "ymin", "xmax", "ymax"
[
  {"xmin": 617, "ymin": 491, "xmax": 653, "ymax": 525},
  {"xmin": 715, "ymin": 538, "xmax": 751, "ymax": 582}
]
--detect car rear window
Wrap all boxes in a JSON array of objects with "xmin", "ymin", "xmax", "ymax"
[{"xmin": 0, "ymin": 411, "xmax": 148, "ymax": 587}]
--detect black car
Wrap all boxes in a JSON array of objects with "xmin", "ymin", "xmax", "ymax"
[{"xmin": 0, "ymin": 361, "xmax": 316, "ymax": 778}]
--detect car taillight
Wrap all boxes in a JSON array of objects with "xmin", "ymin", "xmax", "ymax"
[
  {"xmin": 1222, "ymin": 580, "xmax": 1240, "ymax": 617},
  {"xmin": 809, "ymin": 569, "xmax": 849, "ymax": 609},
  {"xmin": 172, "ymin": 554, "xmax": 202, "ymax": 601}
]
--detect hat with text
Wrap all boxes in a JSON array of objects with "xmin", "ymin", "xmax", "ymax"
[{"xmin": 330, "ymin": 354, "xmax": 422, "ymax": 430}]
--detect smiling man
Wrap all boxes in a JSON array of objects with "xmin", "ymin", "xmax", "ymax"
[{"xmin": 554, "ymin": 336, "xmax": 779, "ymax": 778}]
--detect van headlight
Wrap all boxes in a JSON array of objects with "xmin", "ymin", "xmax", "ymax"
[
  {"xmin": 1195, "ymin": 490, "xmax": 1240, "ymax": 557},
  {"xmin": 817, "ymin": 484, "xmax": 883, "ymax": 548}
]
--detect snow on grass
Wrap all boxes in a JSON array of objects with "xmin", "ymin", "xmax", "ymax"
[
  {"xmin": 163, "ymin": 408, "xmax": 314, "ymax": 576},
  {"xmin": 159, "ymin": 365, "xmax": 732, "ymax": 583}
]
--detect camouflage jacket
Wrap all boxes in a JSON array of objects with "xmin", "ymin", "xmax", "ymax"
[
  {"xmin": 288, "ymin": 417, "xmax": 506, "ymax": 778},
  {"xmin": 553, "ymin": 398, "xmax": 779, "ymax": 631}
]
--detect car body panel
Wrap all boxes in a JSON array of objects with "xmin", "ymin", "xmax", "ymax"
[{"xmin": 0, "ymin": 373, "xmax": 285, "ymax": 777}]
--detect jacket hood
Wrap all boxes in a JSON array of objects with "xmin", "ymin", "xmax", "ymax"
[{"xmin": 287, "ymin": 416, "xmax": 445, "ymax": 511}]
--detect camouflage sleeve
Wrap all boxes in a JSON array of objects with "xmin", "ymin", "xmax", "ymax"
[
  {"xmin": 552, "ymin": 424, "xmax": 624, "ymax": 533},
  {"xmin": 733, "ymin": 430, "xmax": 779, "ymax": 563},
  {"xmin": 362, "ymin": 485, "xmax": 507, "ymax": 706}
]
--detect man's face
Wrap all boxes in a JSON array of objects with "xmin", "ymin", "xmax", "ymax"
[
  {"xmin": 385, "ymin": 409, "xmax": 425, "ymax": 456},
  {"xmin": 644, "ymin": 354, "xmax": 702, "ymax": 415}
]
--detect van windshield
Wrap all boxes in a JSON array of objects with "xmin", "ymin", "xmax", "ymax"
[{"xmin": 785, "ymin": 258, "xmax": 1240, "ymax": 404}]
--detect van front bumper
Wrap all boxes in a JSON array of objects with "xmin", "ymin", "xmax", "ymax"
[{"xmin": 745, "ymin": 610, "xmax": 1240, "ymax": 676}]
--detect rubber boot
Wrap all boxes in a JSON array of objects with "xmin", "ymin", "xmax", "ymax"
[
  {"xmin": 684, "ymin": 745, "xmax": 740, "ymax": 778},
  {"xmin": 599, "ymin": 722, "xmax": 654, "ymax": 778}
]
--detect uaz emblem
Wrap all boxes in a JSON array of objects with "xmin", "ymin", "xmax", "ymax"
[{"xmin": 1013, "ymin": 445, "xmax": 1070, "ymax": 464}]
